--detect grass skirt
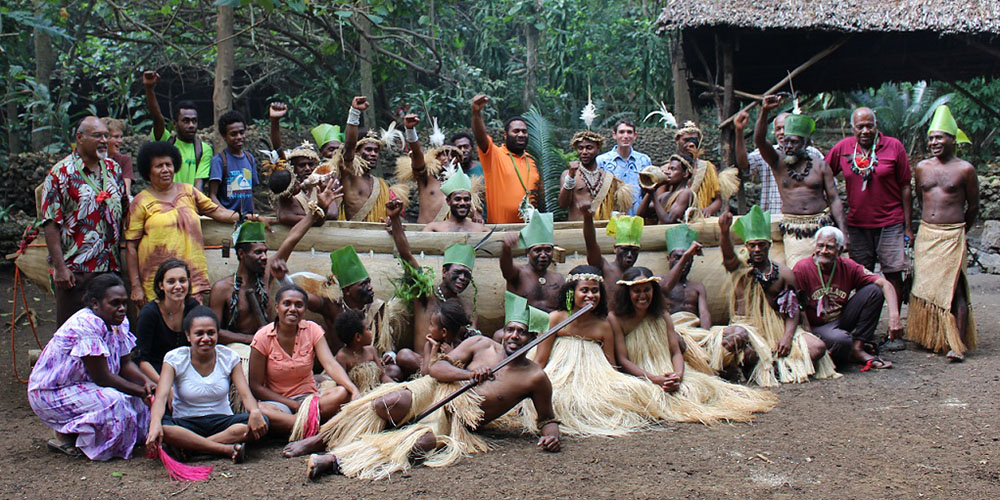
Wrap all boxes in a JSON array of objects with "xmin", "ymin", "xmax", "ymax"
[
  {"xmin": 670, "ymin": 312, "xmax": 726, "ymax": 375},
  {"xmin": 349, "ymin": 361, "xmax": 383, "ymax": 394}
]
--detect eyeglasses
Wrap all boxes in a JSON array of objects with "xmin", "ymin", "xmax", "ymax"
[{"xmin": 84, "ymin": 133, "xmax": 110, "ymax": 140}]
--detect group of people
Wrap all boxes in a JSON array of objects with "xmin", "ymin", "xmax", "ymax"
[{"xmin": 24, "ymin": 73, "xmax": 979, "ymax": 481}]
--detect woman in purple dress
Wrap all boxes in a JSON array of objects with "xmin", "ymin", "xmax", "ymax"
[{"xmin": 28, "ymin": 274, "xmax": 156, "ymax": 460}]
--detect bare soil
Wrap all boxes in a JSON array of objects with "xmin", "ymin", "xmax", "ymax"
[{"xmin": 1, "ymin": 269, "xmax": 997, "ymax": 499}]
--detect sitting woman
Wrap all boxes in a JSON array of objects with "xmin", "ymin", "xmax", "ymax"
[
  {"xmin": 125, "ymin": 141, "xmax": 267, "ymax": 308},
  {"xmin": 249, "ymin": 284, "xmax": 360, "ymax": 438},
  {"xmin": 134, "ymin": 259, "xmax": 201, "ymax": 382},
  {"xmin": 333, "ymin": 310, "xmax": 394, "ymax": 394},
  {"xmin": 608, "ymin": 266, "xmax": 776, "ymax": 424},
  {"xmin": 147, "ymin": 307, "xmax": 268, "ymax": 463},
  {"xmin": 28, "ymin": 274, "xmax": 155, "ymax": 460},
  {"xmin": 395, "ymin": 299, "xmax": 473, "ymax": 378}
]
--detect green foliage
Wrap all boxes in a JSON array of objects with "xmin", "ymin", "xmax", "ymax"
[
  {"xmin": 946, "ymin": 77, "xmax": 1000, "ymax": 168},
  {"xmin": 522, "ymin": 106, "xmax": 568, "ymax": 220}
]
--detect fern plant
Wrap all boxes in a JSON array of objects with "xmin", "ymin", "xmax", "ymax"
[{"xmin": 522, "ymin": 106, "xmax": 568, "ymax": 221}]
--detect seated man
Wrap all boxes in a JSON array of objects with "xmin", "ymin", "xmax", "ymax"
[
  {"xmin": 422, "ymin": 169, "xmax": 488, "ymax": 233},
  {"xmin": 793, "ymin": 227, "xmax": 899, "ymax": 370},
  {"xmin": 583, "ymin": 206, "xmax": 643, "ymax": 301},
  {"xmin": 500, "ymin": 212, "xmax": 565, "ymax": 312},
  {"xmin": 719, "ymin": 206, "xmax": 839, "ymax": 386},
  {"xmin": 636, "ymin": 153, "xmax": 696, "ymax": 224},
  {"xmin": 289, "ymin": 299, "xmax": 560, "ymax": 480}
]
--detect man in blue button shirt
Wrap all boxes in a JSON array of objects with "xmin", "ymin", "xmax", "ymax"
[{"xmin": 596, "ymin": 119, "xmax": 651, "ymax": 216}]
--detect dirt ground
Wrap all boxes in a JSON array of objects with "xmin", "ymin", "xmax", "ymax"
[{"xmin": 1, "ymin": 268, "xmax": 997, "ymax": 499}]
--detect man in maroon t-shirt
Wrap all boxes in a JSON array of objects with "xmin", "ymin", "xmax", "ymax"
[
  {"xmin": 826, "ymin": 108, "xmax": 911, "ymax": 352},
  {"xmin": 793, "ymin": 227, "xmax": 902, "ymax": 370}
]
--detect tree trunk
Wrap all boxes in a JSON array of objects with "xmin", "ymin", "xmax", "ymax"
[
  {"xmin": 522, "ymin": 0, "xmax": 543, "ymax": 111},
  {"xmin": 6, "ymin": 89, "xmax": 23, "ymax": 156},
  {"xmin": 31, "ymin": 0, "xmax": 55, "ymax": 151},
  {"xmin": 358, "ymin": 12, "xmax": 377, "ymax": 132},
  {"xmin": 213, "ymin": 5, "xmax": 235, "ymax": 149},
  {"xmin": 671, "ymin": 33, "xmax": 696, "ymax": 125}
]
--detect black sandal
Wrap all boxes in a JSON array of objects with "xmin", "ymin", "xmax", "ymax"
[{"xmin": 47, "ymin": 438, "xmax": 81, "ymax": 457}]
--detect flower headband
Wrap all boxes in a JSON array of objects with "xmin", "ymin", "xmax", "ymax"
[{"xmin": 566, "ymin": 273, "xmax": 603, "ymax": 283}]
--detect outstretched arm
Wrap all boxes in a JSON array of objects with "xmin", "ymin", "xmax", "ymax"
[
  {"xmin": 402, "ymin": 114, "xmax": 427, "ymax": 181},
  {"xmin": 661, "ymin": 241, "xmax": 703, "ymax": 292},
  {"xmin": 557, "ymin": 163, "xmax": 578, "ymax": 210},
  {"xmin": 385, "ymin": 198, "xmax": 419, "ymax": 268},
  {"xmin": 142, "ymin": 71, "xmax": 165, "ymax": 140},
  {"xmin": 734, "ymin": 111, "xmax": 751, "ymax": 172},
  {"xmin": 755, "ymin": 96, "xmax": 781, "ymax": 169},
  {"xmin": 342, "ymin": 96, "xmax": 368, "ymax": 165},
  {"xmin": 499, "ymin": 231, "xmax": 521, "ymax": 287},
  {"xmin": 272, "ymin": 178, "xmax": 342, "ymax": 264},
  {"xmin": 581, "ymin": 202, "xmax": 606, "ymax": 272},
  {"xmin": 269, "ymin": 102, "xmax": 287, "ymax": 160},
  {"xmin": 718, "ymin": 211, "xmax": 740, "ymax": 272},
  {"xmin": 470, "ymin": 95, "xmax": 491, "ymax": 155}
]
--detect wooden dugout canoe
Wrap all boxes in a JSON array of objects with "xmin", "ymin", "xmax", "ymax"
[{"xmin": 13, "ymin": 217, "xmax": 787, "ymax": 333}]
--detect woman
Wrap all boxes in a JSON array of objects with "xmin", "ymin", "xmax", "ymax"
[
  {"xmin": 529, "ymin": 265, "xmax": 674, "ymax": 437},
  {"xmin": 608, "ymin": 267, "xmax": 776, "ymax": 424},
  {"xmin": 147, "ymin": 307, "xmax": 268, "ymax": 463},
  {"xmin": 28, "ymin": 274, "xmax": 155, "ymax": 460},
  {"xmin": 134, "ymin": 259, "xmax": 201, "ymax": 382},
  {"xmin": 249, "ymin": 284, "xmax": 360, "ymax": 437},
  {"xmin": 125, "ymin": 141, "xmax": 268, "ymax": 307},
  {"xmin": 100, "ymin": 117, "xmax": 134, "ymax": 196}
]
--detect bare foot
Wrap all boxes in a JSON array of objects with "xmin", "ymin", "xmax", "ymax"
[
  {"xmin": 231, "ymin": 442, "xmax": 246, "ymax": 464},
  {"xmin": 283, "ymin": 434, "xmax": 325, "ymax": 458},
  {"xmin": 307, "ymin": 453, "xmax": 340, "ymax": 481},
  {"xmin": 946, "ymin": 350, "xmax": 965, "ymax": 362}
]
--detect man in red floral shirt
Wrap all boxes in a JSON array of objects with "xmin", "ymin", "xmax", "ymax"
[{"xmin": 40, "ymin": 116, "xmax": 126, "ymax": 326}]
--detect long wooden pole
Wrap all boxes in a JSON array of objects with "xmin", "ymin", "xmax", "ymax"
[
  {"xmin": 408, "ymin": 303, "xmax": 594, "ymax": 425},
  {"xmin": 717, "ymin": 35, "xmax": 852, "ymax": 129}
]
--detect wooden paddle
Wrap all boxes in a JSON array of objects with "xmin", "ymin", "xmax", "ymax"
[{"xmin": 408, "ymin": 303, "xmax": 594, "ymax": 425}]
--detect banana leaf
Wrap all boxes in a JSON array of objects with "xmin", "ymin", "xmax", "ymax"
[{"xmin": 523, "ymin": 106, "xmax": 568, "ymax": 221}]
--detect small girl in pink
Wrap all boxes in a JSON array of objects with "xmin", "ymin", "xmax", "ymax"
[{"xmin": 248, "ymin": 284, "xmax": 359, "ymax": 436}]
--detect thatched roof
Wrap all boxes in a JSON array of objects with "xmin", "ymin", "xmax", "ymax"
[{"xmin": 656, "ymin": 1, "xmax": 1000, "ymax": 34}]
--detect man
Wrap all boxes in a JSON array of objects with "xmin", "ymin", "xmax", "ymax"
[
  {"xmin": 291, "ymin": 296, "xmax": 559, "ymax": 480},
  {"xmin": 908, "ymin": 105, "xmax": 979, "ymax": 362},
  {"xmin": 636, "ymin": 153, "xmax": 696, "ymax": 224},
  {"xmin": 596, "ymin": 119, "xmax": 651, "ymax": 216},
  {"xmin": 559, "ymin": 130, "xmax": 633, "ymax": 221},
  {"xmin": 674, "ymin": 121, "xmax": 728, "ymax": 216},
  {"xmin": 40, "ymin": 117, "xmax": 126, "ymax": 326},
  {"xmin": 719, "ymin": 206, "xmax": 839, "ymax": 386},
  {"xmin": 142, "ymin": 70, "xmax": 212, "ymax": 191},
  {"xmin": 582, "ymin": 207, "xmax": 642, "ymax": 300},
  {"xmin": 208, "ymin": 178, "xmax": 339, "ymax": 344},
  {"xmin": 793, "ymin": 227, "xmax": 899, "ymax": 370},
  {"xmin": 826, "ymin": 107, "xmax": 912, "ymax": 352},
  {"xmin": 397, "ymin": 114, "xmax": 478, "ymax": 224},
  {"xmin": 422, "ymin": 169, "xmax": 488, "ymax": 232},
  {"xmin": 272, "ymin": 141, "xmax": 341, "ymax": 225},
  {"xmin": 339, "ymin": 96, "xmax": 406, "ymax": 222},
  {"xmin": 386, "ymin": 198, "xmax": 477, "ymax": 357},
  {"xmin": 501, "ymin": 212, "xmax": 565, "ymax": 312},
  {"xmin": 312, "ymin": 123, "xmax": 344, "ymax": 159},
  {"xmin": 210, "ymin": 110, "xmax": 258, "ymax": 214},
  {"xmin": 754, "ymin": 95, "xmax": 847, "ymax": 269},
  {"xmin": 734, "ymin": 110, "xmax": 825, "ymax": 213},
  {"xmin": 449, "ymin": 132, "xmax": 483, "ymax": 178},
  {"xmin": 470, "ymin": 94, "xmax": 542, "ymax": 223}
]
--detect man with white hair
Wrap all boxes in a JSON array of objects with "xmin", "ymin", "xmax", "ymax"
[
  {"xmin": 792, "ymin": 226, "xmax": 902, "ymax": 370},
  {"xmin": 826, "ymin": 107, "xmax": 912, "ymax": 352}
]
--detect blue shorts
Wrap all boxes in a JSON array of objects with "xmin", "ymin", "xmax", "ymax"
[{"xmin": 163, "ymin": 413, "xmax": 267, "ymax": 437}]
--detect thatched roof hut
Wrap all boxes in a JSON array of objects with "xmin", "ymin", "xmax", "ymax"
[{"xmin": 656, "ymin": 0, "xmax": 1000, "ymax": 93}]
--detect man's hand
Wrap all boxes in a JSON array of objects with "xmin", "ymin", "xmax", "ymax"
[
  {"xmin": 402, "ymin": 113, "xmax": 419, "ymax": 129},
  {"xmin": 685, "ymin": 241, "xmax": 704, "ymax": 258},
  {"xmin": 701, "ymin": 206, "xmax": 715, "ymax": 218},
  {"xmin": 130, "ymin": 285, "xmax": 146, "ymax": 309},
  {"xmin": 734, "ymin": 111, "xmax": 749, "ymax": 131},
  {"xmin": 761, "ymin": 94, "xmax": 781, "ymax": 111},
  {"xmin": 247, "ymin": 409, "xmax": 268, "ymax": 440},
  {"xmin": 351, "ymin": 96, "xmax": 369, "ymax": 111},
  {"xmin": 904, "ymin": 227, "xmax": 914, "ymax": 248},
  {"xmin": 503, "ymin": 231, "xmax": 519, "ymax": 249},
  {"xmin": 142, "ymin": 70, "xmax": 160, "ymax": 88},
  {"xmin": 269, "ymin": 102, "xmax": 288, "ymax": 120},
  {"xmin": 471, "ymin": 95, "xmax": 489, "ymax": 114},
  {"xmin": 888, "ymin": 316, "xmax": 904, "ymax": 341},
  {"xmin": 53, "ymin": 265, "xmax": 75, "ymax": 290},
  {"xmin": 269, "ymin": 258, "xmax": 289, "ymax": 282},
  {"xmin": 719, "ymin": 211, "xmax": 733, "ymax": 232},
  {"xmin": 577, "ymin": 199, "xmax": 593, "ymax": 218},
  {"xmin": 774, "ymin": 335, "xmax": 793, "ymax": 358},
  {"xmin": 537, "ymin": 434, "xmax": 560, "ymax": 452},
  {"xmin": 567, "ymin": 160, "xmax": 580, "ymax": 180},
  {"xmin": 316, "ymin": 178, "xmax": 343, "ymax": 211},
  {"xmin": 469, "ymin": 367, "xmax": 493, "ymax": 384},
  {"xmin": 385, "ymin": 198, "xmax": 404, "ymax": 219}
]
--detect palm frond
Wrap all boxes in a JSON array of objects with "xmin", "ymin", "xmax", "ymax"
[{"xmin": 523, "ymin": 106, "xmax": 568, "ymax": 221}]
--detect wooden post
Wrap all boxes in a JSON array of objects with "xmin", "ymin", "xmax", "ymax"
[
  {"xmin": 718, "ymin": 35, "xmax": 743, "ymax": 212},
  {"xmin": 671, "ymin": 32, "xmax": 697, "ymax": 124}
]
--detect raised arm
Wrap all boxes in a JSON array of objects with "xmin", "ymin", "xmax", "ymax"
[
  {"xmin": 385, "ymin": 198, "xmax": 419, "ymax": 268},
  {"xmin": 755, "ymin": 96, "xmax": 781, "ymax": 169},
  {"xmin": 718, "ymin": 211, "xmax": 740, "ymax": 272},
  {"xmin": 272, "ymin": 177, "xmax": 342, "ymax": 264},
  {"xmin": 734, "ymin": 111, "xmax": 751, "ymax": 172},
  {"xmin": 557, "ymin": 162, "xmax": 579, "ymax": 210},
  {"xmin": 581, "ymin": 201, "xmax": 606, "ymax": 272},
  {"xmin": 402, "ymin": 114, "xmax": 427, "ymax": 180},
  {"xmin": 342, "ymin": 96, "xmax": 368, "ymax": 165},
  {"xmin": 269, "ymin": 102, "xmax": 287, "ymax": 160},
  {"xmin": 142, "ymin": 71, "xmax": 165, "ymax": 140},
  {"xmin": 499, "ymin": 231, "xmax": 521, "ymax": 286},
  {"xmin": 470, "ymin": 95, "xmax": 491, "ymax": 155},
  {"xmin": 660, "ymin": 241, "xmax": 703, "ymax": 293}
]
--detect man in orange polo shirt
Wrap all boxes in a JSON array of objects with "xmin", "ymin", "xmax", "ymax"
[{"xmin": 470, "ymin": 94, "xmax": 542, "ymax": 223}]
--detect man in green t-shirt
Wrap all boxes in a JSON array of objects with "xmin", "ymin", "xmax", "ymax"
[{"xmin": 142, "ymin": 70, "xmax": 212, "ymax": 191}]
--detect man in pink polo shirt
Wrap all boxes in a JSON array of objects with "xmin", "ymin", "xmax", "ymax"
[{"xmin": 826, "ymin": 107, "xmax": 911, "ymax": 351}]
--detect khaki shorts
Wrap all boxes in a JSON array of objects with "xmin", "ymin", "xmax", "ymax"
[{"xmin": 848, "ymin": 223, "xmax": 908, "ymax": 273}]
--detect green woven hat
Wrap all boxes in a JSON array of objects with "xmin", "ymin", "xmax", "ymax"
[
  {"xmin": 441, "ymin": 169, "xmax": 473, "ymax": 196},
  {"xmin": 527, "ymin": 305, "xmax": 549, "ymax": 335},
  {"xmin": 607, "ymin": 215, "xmax": 644, "ymax": 247},
  {"xmin": 518, "ymin": 212, "xmax": 554, "ymax": 249},
  {"xmin": 783, "ymin": 114, "xmax": 815, "ymax": 139},
  {"xmin": 927, "ymin": 105, "xmax": 971, "ymax": 144},
  {"xmin": 732, "ymin": 205, "xmax": 772, "ymax": 243},
  {"xmin": 330, "ymin": 246, "xmax": 370, "ymax": 288},
  {"xmin": 504, "ymin": 291, "xmax": 529, "ymax": 327},
  {"xmin": 443, "ymin": 243, "xmax": 475, "ymax": 270},
  {"xmin": 233, "ymin": 221, "xmax": 267, "ymax": 244},
  {"xmin": 666, "ymin": 224, "xmax": 698, "ymax": 253},
  {"xmin": 311, "ymin": 123, "xmax": 344, "ymax": 149}
]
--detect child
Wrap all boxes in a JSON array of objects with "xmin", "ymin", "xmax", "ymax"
[
  {"xmin": 333, "ymin": 310, "xmax": 394, "ymax": 393},
  {"xmin": 210, "ymin": 110, "xmax": 258, "ymax": 214}
]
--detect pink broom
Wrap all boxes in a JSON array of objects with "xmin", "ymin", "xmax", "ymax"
[
  {"xmin": 303, "ymin": 396, "xmax": 321, "ymax": 438},
  {"xmin": 147, "ymin": 443, "xmax": 213, "ymax": 482}
]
